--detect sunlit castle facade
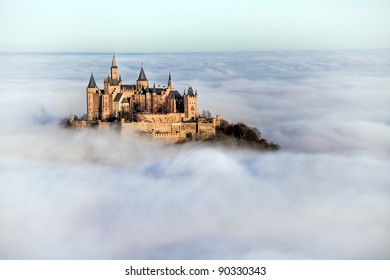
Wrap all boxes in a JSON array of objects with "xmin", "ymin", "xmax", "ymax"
[
  {"xmin": 87, "ymin": 54, "xmax": 198, "ymax": 122},
  {"xmin": 76, "ymin": 54, "xmax": 220, "ymax": 141}
]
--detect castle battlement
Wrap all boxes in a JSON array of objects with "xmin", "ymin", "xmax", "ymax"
[{"xmin": 153, "ymin": 132, "xmax": 179, "ymax": 137}]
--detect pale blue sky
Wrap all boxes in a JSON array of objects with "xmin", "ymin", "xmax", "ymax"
[{"xmin": 0, "ymin": 0, "xmax": 389, "ymax": 52}]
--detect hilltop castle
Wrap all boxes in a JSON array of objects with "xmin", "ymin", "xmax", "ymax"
[{"xmin": 70, "ymin": 54, "xmax": 220, "ymax": 141}]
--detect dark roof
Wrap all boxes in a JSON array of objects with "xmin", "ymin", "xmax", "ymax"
[
  {"xmin": 155, "ymin": 88, "xmax": 164, "ymax": 94},
  {"xmin": 138, "ymin": 66, "xmax": 148, "ymax": 81},
  {"xmin": 170, "ymin": 90, "xmax": 182, "ymax": 99},
  {"xmin": 121, "ymin": 84, "xmax": 136, "ymax": 90},
  {"xmin": 87, "ymin": 74, "xmax": 97, "ymax": 88},
  {"xmin": 121, "ymin": 98, "xmax": 129, "ymax": 103},
  {"xmin": 147, "ymin": 87, "xmax": 165, "ymax": 95},
  {"xmin": 187, "ymin": 86, "xmax": 195, "ymax": 96},
  {"xmin": 113, "ymin": 93, "xmax": 123, "ymax": 102}
]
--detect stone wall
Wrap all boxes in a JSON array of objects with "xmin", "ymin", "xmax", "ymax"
[
  {"xmin": 72, "ymin": 120, "xmax": 89, "ymax": 128},
  {"xmin": 70, "ymin": 115, "xmax": 218, "ymax": 142},
  {"xmin": 121, "ymin": 121, "xmax": 148, "ymax": 134},
  {"xmin": 198, "ymin": 122, "xmax": 216, "ymax": 139},
  {"xmin": 137, "ymin": 113, "xmax": 184, "ymax": 123},
  {"xmin": 97, "ymin": 121, "xmax": 110, "ymax": 131},
  {"xmin": 179, "ymin": 123, "xmax": 197, "ymax": 139},
  {"xmin": 152, "ymin": 132, "xmax": 179, "ymax": 142}
]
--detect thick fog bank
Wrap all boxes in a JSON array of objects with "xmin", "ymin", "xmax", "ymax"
[{"xmin": 0, "ymin": 51, "xmax": 389, "ymax": 259}]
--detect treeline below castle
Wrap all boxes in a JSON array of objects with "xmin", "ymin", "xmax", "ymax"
[
  {"xmin": 205, "ymin": 120, "xmax": 279, "ymax": 151},
  {"xmin": 182, "ymin": 111, "xmax": 280, "ymax": 151}
]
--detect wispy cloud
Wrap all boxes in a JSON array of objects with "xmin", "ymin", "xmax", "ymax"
[{"xmin": 0, "ymin": 51, "xmax": 389, "ymax": 259}]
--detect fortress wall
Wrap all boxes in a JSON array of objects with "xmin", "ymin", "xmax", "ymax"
[
  {"xmin": 137, "ymin": 113, "xmax": 184, "ymax": 123},
  {"xmin": 147, "ymin": 122, "xmax": 172, "ymax": 133},
  {"xmin": 120, "ymin": 120, "xmax": 176, "ymax": 133},
  {"xmin": 152, "ymin": 132, "xmax": 179, "ymax": 142},
  {"xmin": 71, "ymin": 118, "xmax": 216, "ymax": 141},
  {"xmin": 198, "ymin": 122, "xmax": 216, "ymax": 139},
  {"xmin": 97, "ymin": 121, "xmax": 110, "ymax": 130},
  {"xmin": 72, "ymin": 120, "xmax": 89, "ymax": 128},
  {"xmin": 120, "ymin": 122, "xmax": 148, "ymax": 135},
  {"xmin": 120, "ymin": 122, "xmax": 182, "ymax": 140},
  {"xmin": 180, "ymin": 123, "xmax": 197, "ymax": 139}
]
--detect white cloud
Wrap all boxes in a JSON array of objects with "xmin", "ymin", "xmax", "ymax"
[{"xmin": 0, "ymin": 51, "xmax": 389, "ymax": 259}]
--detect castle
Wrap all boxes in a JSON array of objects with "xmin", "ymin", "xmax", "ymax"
[{"xmin": 70, "ymin": 54, "xmax": 220, "ymax": 141}]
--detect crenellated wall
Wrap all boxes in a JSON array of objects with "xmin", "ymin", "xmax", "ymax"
[{"xmin": 117, "ymin": 118, "xmax": 215, "ymax": 141}]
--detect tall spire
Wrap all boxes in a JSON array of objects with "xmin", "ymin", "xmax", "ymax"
[
  {"xmin": 110, "ymin": 53, "xmax": 119, "ymax": 80},
  {"xmin": 138, "ymin": 64, "xmax": 148, "ymax": 81},
  {"xmin": 168, "ymin": 72, "xmax": 172, "ymax": 88},
  {"xmin": 87, "ymin": 72, "xmax": 97, "ymax": 88},
  {"xmin": 111, "ymin": 52, "xmax": 117, "ymax": 68}
]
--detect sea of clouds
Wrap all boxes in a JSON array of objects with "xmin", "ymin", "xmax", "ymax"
[{"xmin": 0, "ymin": 50, "xmax": 389, "ymax": 259}]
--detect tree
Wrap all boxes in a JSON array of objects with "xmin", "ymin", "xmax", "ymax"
[
  {"xmin": 119, "ymin": 109, "xmax": 135, "ymax": 122},
  {"xmin": 200, "ymin": 110, "xmax": 213, "ymax": 121},
  {"xmin": 216, "ymin": 119, "xmax": 230, "ymax": 134},
  {"xmin": 133, "ymin": 103, "xmax": 142, "ymax": 113},
  {"xmin": 59, "ymin": 117, "xmax": 71, "ymax": 127}
]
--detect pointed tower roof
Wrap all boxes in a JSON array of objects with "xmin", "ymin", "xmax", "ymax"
[
  {"xmin": 87, "ymin": 73, "xmax": 97, "ymax": 88},
  {"xmin": 137, "ymin": 65, "xmax": 148, "ymax": 81},
  {"xmin": 168, "ymin": 72, "xmax": 172, "ymax": 87},
  {"xmin": 111, "ymin": 53, "xmax": 117, "ymax": 68}
]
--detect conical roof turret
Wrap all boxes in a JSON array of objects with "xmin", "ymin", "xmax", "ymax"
[
  {"xmin": 87, "ymin": 73, "xmax": 97, "ymax": 88},
  {"xmin": 138, "ymin": 65, "xmax": 148, "ymax": 81}
]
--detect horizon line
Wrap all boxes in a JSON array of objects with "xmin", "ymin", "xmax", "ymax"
[{"xmin": 1, "ymin": 48, "xmax": 389, "ymax": 55}]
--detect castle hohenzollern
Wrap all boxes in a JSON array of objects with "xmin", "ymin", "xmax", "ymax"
[{"xmin": 69, "ymin": 54, "xmax": 220, "ymax": 141}]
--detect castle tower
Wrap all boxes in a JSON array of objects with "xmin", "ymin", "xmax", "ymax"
[
  {"xmin": 87, "ymin": 73, "xmax": 100, "ymax": 121},
  {"xmin": 184, "ymin": 86, "xmax": 198, "ymax": 120},
  {"xmin": 167, "ymin": 72, "xmax": 172, "ymax": 88},
  {"xmin": 111, "ymin": 53, "xmax": 118, "ymax": 81},
  {"xmin": 137, "ymin": 65, "xmax": 149, "ymax": 89},
  {"xmin": 101, "ymin": 93, "xmax": 110, "ymax": 120}
]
